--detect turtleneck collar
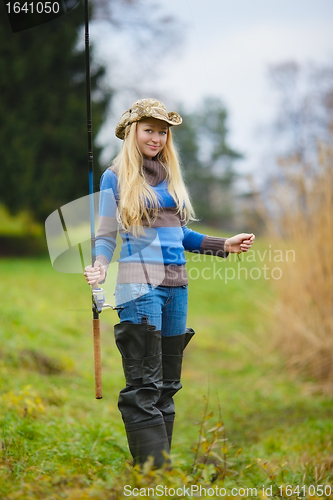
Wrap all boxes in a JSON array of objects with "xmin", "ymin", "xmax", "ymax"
[{"xmin": 142, "ymin": 157, "xmax": 167, "ymax": 187}]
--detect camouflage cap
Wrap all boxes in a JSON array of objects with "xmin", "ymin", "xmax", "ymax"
[{"xmin": 115, "ymin": 98, "xmax": 182, "ymax": 140}]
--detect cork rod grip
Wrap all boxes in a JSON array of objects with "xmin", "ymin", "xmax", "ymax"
[{"xmin": 93, "ymin": 318, "xmax": 102, "ymax": 399}]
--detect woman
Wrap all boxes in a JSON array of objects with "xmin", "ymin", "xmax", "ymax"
[{"xmin": 84, "ymin": 98, "xmax": 255, "ymax": 468}]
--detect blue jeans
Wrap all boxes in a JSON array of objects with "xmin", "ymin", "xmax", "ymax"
[{"xmin": 114, "ymin": 283, "xmax": 188, "ymax": 337}]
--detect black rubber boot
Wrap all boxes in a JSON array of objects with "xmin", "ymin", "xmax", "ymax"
[
  {"xmin": 156, "ymin": 327, "xmax": 195, "ymax": 449},
  {"xmin": 114, "ymin": 320, "xmax": 170, "ymax": 468}
]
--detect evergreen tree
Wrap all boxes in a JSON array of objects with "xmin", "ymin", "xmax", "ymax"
[
  {"xmin": 0, "ymin": 2, "xmax": 111, "ymax": 222},
  {"xmin": 173, "ymin": 97, "xmax": 242, "ymax": 229}
]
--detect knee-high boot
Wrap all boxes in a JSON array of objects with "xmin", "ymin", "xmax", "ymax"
[
  {"xmin": 156, "ymin": 327, "xmax": 195, "ymax": 449},
  {"xmin": 114, "ymin": 321, "xmax": 170, "ymax": 468}
]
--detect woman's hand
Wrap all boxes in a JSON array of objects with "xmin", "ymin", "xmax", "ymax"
[
  {"xmin": 224, "ymin": 233, "xmax": 255, "ymax": 254},
  {"xmin": 84, "ymin": 261, "xmax": 106, "ymax": 288}
]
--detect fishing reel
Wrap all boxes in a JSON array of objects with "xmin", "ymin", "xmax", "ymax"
[{"xmin": 92, "ymin": 288, "xmax": 124, "ymax": 314}]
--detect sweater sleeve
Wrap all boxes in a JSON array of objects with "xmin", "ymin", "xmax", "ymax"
[
  {"xmin": 182, "ymin": 226, "xmax": 229, "ymax": 258},
  {"xmin": 95, "ymin": 169, "xmax": 119, "ymax": 271}
]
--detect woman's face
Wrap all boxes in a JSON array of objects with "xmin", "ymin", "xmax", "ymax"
[{"xmin": 136, "ymin": 118, "xmax": 169, "ymax": 159}]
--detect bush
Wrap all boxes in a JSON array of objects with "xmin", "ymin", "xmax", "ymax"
[{"xmin": 261, "ymin": 139, "xmax": 333, "ymax": 391}]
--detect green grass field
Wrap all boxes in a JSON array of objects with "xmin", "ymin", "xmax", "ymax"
[{"xmin": 0, "ymin": 237, "xmax": 332, "ymax": 499}]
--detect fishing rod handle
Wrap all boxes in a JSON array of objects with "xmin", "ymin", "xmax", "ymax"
[{"xmin": 93, "ymin": 318, "xmax": 102, "ymax": 399}]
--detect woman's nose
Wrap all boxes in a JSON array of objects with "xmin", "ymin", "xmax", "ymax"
[{"xmin": 151, "ymin": 133, "xmax": 159, "ymax": 143}]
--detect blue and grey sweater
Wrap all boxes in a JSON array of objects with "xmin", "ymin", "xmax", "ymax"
[{"xmin": 96, "ymin": 158, "xmax": 228, "ymax": 286}]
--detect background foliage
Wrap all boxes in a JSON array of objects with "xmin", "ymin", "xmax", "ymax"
[
  {"xmin": 173, "ymin": 97, "xmax": 242, "ymax": 230},
  {"xmin": 0, "ymin": 1, "xmax": 110, "ymax": 222},
  {"xmin": 0, "ymin": 0, "xmax": 242, "ymax": 230}
]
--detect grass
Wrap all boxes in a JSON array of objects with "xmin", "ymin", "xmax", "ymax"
[
  {"xmin": 255, "ymin": 139, "xmax": 333, "ymax": 391},
  {"xmin": 0, "ymin": 239, "xmax": 333, "ymax": 499}
]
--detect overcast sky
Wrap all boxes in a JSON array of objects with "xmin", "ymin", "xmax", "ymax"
[{"xmin": 92, "ymin": 0, "xmax": 333, "ymax": 178}]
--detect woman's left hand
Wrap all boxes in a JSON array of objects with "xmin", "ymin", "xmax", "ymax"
[{"xmin": 224, "ymin": 233, "xmax": 255, "ymax": 253}]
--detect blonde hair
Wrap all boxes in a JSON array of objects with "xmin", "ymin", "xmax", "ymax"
[{"xmin": 112, "ymin": 121, "xmax": 196, "ymax": 235}]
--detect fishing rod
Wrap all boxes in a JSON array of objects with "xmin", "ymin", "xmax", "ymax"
[
  {"xmin": 84, "ymin": 0, "xmax": 124, "ymax": 399},
  {"xmin": 83, "ymin": 0, "xmax": 103, "ymax": 399}
]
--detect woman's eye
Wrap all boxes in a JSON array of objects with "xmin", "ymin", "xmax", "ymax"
[{"xmin": 145, "ymin": 129, "xmax": 152, "ymax": 133}]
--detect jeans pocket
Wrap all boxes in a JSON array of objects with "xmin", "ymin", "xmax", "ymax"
[{"xmin": 115, "ymin": 283, "xmax": 149, "ymax": 306}]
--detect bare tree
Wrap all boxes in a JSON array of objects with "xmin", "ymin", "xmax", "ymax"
[
  {"xmin": 87, "ymin": 0, "xmax": 185, "ymax": 162},
  {"xmin": 267, "ymin": 60, "xmax": 333, "ymax": 165},
  {"xmin": 243, "ymin": 60, "xmax": 333, "ymax": 234}
]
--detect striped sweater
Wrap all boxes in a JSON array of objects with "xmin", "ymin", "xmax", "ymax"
[{"xmin": 95, "ymin": 158, "xmax": 228, "ymax": 286}]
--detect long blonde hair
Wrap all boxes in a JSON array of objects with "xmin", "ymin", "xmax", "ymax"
[{"xmin": 112, "ymin": 121, "xmax": 196, "ymax": 235}]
